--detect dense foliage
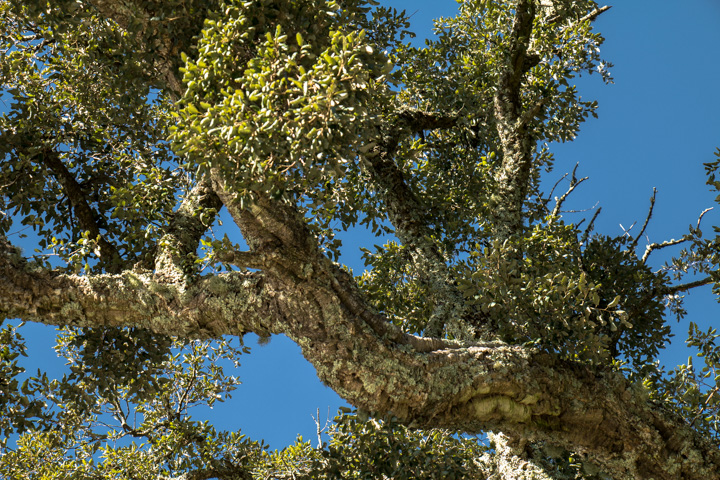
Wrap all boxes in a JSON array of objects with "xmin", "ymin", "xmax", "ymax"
[{"xmin": 2, "ymin": 0, "xmax": 720, "ymax": 478}]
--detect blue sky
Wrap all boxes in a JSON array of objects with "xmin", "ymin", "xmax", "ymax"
[{"xmin": 8, "ymin": 0, "xmax": 720, "ymax": 451}]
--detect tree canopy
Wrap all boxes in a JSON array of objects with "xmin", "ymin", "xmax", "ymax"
[{"xmin": 2, "ymin": 0, "xmax": 720, "ymax": 478}]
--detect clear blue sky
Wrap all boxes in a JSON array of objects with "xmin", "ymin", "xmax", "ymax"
[{"xmin": 8, "ymin": 0, "xmax": 720, "ymax": 450}]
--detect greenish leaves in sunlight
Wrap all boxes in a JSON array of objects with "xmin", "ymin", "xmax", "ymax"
[
  {"xmin": 648, "ymin": 322, "xmax": 720, "ymax": 443},
  {"xmin": 170, "ymin": 0, "xmax": 394, "ymax": 201}
]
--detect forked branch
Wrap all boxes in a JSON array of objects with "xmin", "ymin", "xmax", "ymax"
[{"xmin": 641, "ymin": 207, "xmax": 713, "ymax": 263}]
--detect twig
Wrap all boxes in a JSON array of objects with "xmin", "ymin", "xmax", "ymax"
[
  {"xmin": 619, "ymin": 222, "xmax": 636, "ymax": 238},
  {"xmin": 629, "ymin": 187, "xmax": 657, "ymax": 252},
  {"xmin": 314, "ymin": 407, "xmax": 322, "ymax": 448},
  {"xmin": 641, "ymin": 237, "xmax": 691, "ymax": 263},
  {"xmin": 551, "ymin": 163, "xmax": 588, "ymax": 217},
  {"xmin": 563, "ymin": 201, "xmax": 599, "ymax": 214},
  {"xmin": 546, "ymin": 4, "xmax": 611, "ymax": 25},
  {"xmin": 696, "ymin": 207, "xmax": 714, "ymax": 231},
  {"xmin": 690, "ymin": 387, "xmax": 719, "ymax": 427},
  {"xmin": 580, "ymin": 5, "xmax": 612, "ymax": 24},
  {"xmin": 642, "ymin": 208, "xmax": 713, "ymax": 263},
  {"xmin": 546, "ymin": 171, "xmax": 570, "ymax": 206},
  {"xmin": 580, "ymin": 206, "xmax": 602, "ymax": 245}
]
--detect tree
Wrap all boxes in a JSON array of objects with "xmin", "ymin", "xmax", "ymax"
[{"xmin": 2, "ymin": 0, "xmax": 720, "ymax": 478}]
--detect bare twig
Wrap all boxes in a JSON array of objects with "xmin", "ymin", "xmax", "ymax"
[
  {"xmin": 314, "ymin": 407, "xmax": 322, "ymax": 448},
  {"xmin": 551, "ymin": 163, "xmax": 589, "ymax": 217},
  {"xmin": 696, "ymin": 207, "xmax": 714, "ymax": 231},
  {"xmin": 563, "ymin": 201, "xmax": 599, "ymax": 214},
  {"xmin": 629, "ymin": 188, "xmax": 657, "ymax": 252},
  {"xmin": 642, "ymin": 237, "xmax": 690, "ymax": 263},
  {"xmin": 619, "ymin": 222, "xmax": 636, "ymax": 238},
  {"xmin": 546, "ymin": 171, "xmax": 570, "ymax": 206},
  {"xmin": 580, "ymin": 206, "xmax": 602, "ymax": 245}
]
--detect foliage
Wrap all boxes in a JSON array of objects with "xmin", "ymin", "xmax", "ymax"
[
  {"xmin": 1, "ymin": 0, "xmax": 720, "ymax": 478},
  {"xmin": 260, "ymin": 413, "xmax": 488, "ymax": 479},
  {"xmin": 0, "ymin": 333, "xmax": 260, "ymax": 479},
  {"xmin": 0, "ymin": 321, "xmax": 49, "ymax": 440}
]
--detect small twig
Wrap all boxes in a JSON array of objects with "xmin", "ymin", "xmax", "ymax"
[
  {"xmin": 580, "ymin": 206, "xmax": 602, "ymax": 244},
  {"xmin": 314, "ymin": 408, "xmax": 322, "ymax": 448},
  {"xmin": 546, "ymin": 4, "xmax": 611, "ymax": 25},
  {"xmin": 551, "ymin": 163, "xmax": 588, "ymax": 217},
  {"xmin": 619, "ymin": 222, "xmax": 636, "ymax": 238},
  {"xmin": 546, "ymin": 171, "xmax": 570, "ymax": 206},
  {"xmin": 690, "ymin": 387, "xmax": 719, "ymax": 427},
  {"xmin": 696, "ymin": 207, "xmax": 714, "ymax": 231},
  {"xmin": 642, "ymin": 237, "xmax": 691, "ymax": 263},
  {"xmin": 580, "ymin": 5, "xmax": 612, "ymax": 24},
  {"xmin": 562, "ymin": 201, "xmax": 599, "ymax": 214},
  {"xmin": 629, "ymin": 188, "xmax": 657, "ymax": 252}
]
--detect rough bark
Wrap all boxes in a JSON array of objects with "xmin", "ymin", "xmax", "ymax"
[
  {"xmin": 491, "ymin": 0, "xmax": 543, "ymax": 239},
  {"xmin": 4, "ymin": 221, "xmax": 720, "ymax": 479}
]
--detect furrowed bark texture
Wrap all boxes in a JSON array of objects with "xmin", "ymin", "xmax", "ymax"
[
  {"xmin": 492, "ymin": 0, "xmax": 541, "ymax": 239},
  {"xmin": 2, "ymin": 1, "xmax": 720, "ymax": 479},
  {"xmin": 4, "ymin": 217, "xmax": 720, "ymax": 479}
]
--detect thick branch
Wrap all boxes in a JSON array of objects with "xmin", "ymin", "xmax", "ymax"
[
  {"xmin": 491, "ymin": 0, "xmax": 538, "ymax": 239},
  {"xmin": 10, "ymin": 3, "xmax": 720, "ymax": 478},
  {"xmin": 152, "ymin": 179, "xmax": 223, "ymax": 284},
  {"xmin": 39, "ymin": 148, "xmax": 123, "ymax": 272},
  {"xmin": 4, "ymin": 233, "xmax": 720, "ymax": 478},
  {"xmin": 162, "ymin": 466, "xmax": 252, "ymax": 480}
]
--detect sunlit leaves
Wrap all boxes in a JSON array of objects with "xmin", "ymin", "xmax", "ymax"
[
  {"xmin": 0, "ymin": 332, "xmax": 257, "ymax": 479},
  {"xmin": 171, "ymin": 0, "xmax": 391, "ymax": 201},
  {"xmin": 456, "ymin": 222, "xmax": 667, "ymax": 365}
]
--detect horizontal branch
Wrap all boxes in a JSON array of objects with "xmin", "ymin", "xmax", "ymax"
[
  {"xmin": 3, "ymin": 232, "xmax": 720, "ymax": 478},
  {"xmin": 642, "ymin": 207, "xmax": 712, "ymax": 263},
  {"xmin": 659, "ymin": 276, "xmax": 714, "ymax": 296}
]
